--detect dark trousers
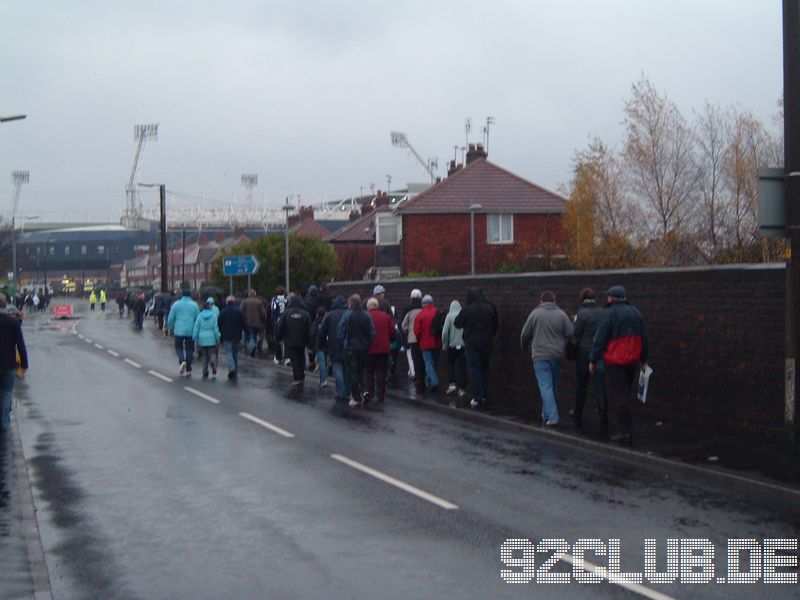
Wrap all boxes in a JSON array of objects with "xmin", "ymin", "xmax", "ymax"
[
  {"xmin": 446, "ymin": 347, "xmax": 467, "ymax": 389},
  {"xmin": 465, "ymin": 346, "xmax": 491, "ymax": 402},
  {"xmin": 409, "ymin": 343, "xmax": 425, "ymax": 389},
  {"xmin": 175, "ymin": 336, "xmax": 195, "ymax": 370},
  {"xmin": 134, "ymin": 311, "xmax": 144, "ymax": 330},
  {"xmin": 605, "ymin": 363, "xmax": 637, "ymax": 436},
  {"xmin": 574, "ymin": 353, "xmax": 607, "ymax": 428},
  {"xmin": 344, "ymin": 351, "xmax": 367, "ymax": 401},
  {"xmin": 365, "ymin": 354, "xmax": 389, "ymax": 402},
  {"xmin": 287, "ymin": 345, "xmax": 306, "ymax": 382}
]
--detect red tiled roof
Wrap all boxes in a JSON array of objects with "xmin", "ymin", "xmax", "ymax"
[
  {"xmin": 292, "ymin": 219, "xmax": 332, "ymax": 240},
  {"xmin": 326, "ymin": 205, "xmax": 391, "ymax": 243},
  {"xmin": 397, "ymin": 158, "xmax": 566, "ymax": 215}
]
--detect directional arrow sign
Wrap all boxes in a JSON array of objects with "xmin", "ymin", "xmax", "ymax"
[{"xmin": 223, "ymin": 255, "xmax": 261, "ymax": 277}]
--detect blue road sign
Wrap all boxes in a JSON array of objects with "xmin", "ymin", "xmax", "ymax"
[{"xmin": 223, "ymin": 255, "xmax": 261, "ymax": 277}]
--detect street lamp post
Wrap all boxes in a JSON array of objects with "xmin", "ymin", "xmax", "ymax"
[
  {"xmin": 469, "ymin": 202, "xmax": 482, "ymax": 275},
  {"xmin": 0, "ymin": 114, "xmax": 26, "ymax": 123},
  {"xmin": 139, "ymin": 183, "xmax": 168, "ymax": 293},
  {"xmin": 283, "ymin": 197, "xmax": 294, "ymax": 292}
]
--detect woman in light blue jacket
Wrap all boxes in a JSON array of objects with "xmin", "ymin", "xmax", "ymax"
[{"xmin": 193, "ymin": 298, "xmax": 221, "ymax": 379}]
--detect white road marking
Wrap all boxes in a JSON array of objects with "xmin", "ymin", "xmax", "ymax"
[
  {"xmin": 124, "ymin": 358, "xmax": 142, "ymax": 368},
  {"xmin": 94, "ymin": 343, "xmax": 104, "ymax": 349},
  {"xmin": 107, "ymin": 350, "xmax": 120, "ymax": 357},
  {"xmin": 330, "ymin": 454, "xmax": 459, "ymax": 510},
  {"xmin": 148, "ymin": 370, "xmax": 173, "ymax": 383},
  {"xmin": 77, "ymin": 334, "xmax": 84, "ymax": 339},
  {"xmin": 556, "ymin": 553, "xmax": 678, "ymax": 600},
  {"xmin": 184, "ymin": 386, "xmax": 220, "ymax": 404},
  {"xmin": 238, "ymin": 412, "xmax": 295, "ymax": 438},
  {"xmin": 84, "ymin": 338, "xmax": 92, "ymax": 343}
]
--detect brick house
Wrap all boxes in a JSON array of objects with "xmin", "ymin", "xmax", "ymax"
[{"xmin": 396, "ymin": 145, "xmax": 567, "ymax": 275}]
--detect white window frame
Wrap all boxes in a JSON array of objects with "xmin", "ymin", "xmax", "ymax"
[
  {"xmin": 376, "ymin": 213, "xmax": 402, "ymax": 245},
  {"xmin": 487, "ymin": 213, "xmax": 514, "ymax": 244}
]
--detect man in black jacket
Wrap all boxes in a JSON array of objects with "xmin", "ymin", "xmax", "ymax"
[
  {"xmin": 218, "ymin": 295, "xmax": 247, "ymax": 379},
  {"xmin": 454, "ymin": 288, "xmax": 498, "ymax": 410},
  {"xmin": 0, "ymin": 294, "xmax": 28, "ymax": 432},
  {"xmin": 276, "ymin": 295, "xmax": 311, "ymax": 386},
  {"xmin": 337, "ymin": 294, "xmax": 375, "ymax": 407}
]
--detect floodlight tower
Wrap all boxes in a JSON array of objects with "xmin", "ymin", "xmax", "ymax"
[
  {"xmin": 10, "ymin": 170, "xmax": 29, "ymax": 287},
  {"xmin": 242, "ymin": 174, "xmax": 258, "ymax": 205},
  {"xmin": 390, "ymin": 131, "xmax": 436, "ymax": 184},
  {"xmin": 125, "ymin": 124, "xmax": 158, "ymax": 227}
]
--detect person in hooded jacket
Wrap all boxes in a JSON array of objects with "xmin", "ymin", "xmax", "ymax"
[
  {"xmin": 441, "ymin": 299, "xmax": 467, "ymax": 402},
  {"xmin": 571, "ymin": 287, "xmax": 607, "ymax": 433},
  {"xmin": 168, "ymin": 289, "xmax": 200, "ymax": 376},
  {"xmin": 337, "ymin": 294, "xmax": 375, "ymax": 407},
  {"xmin": 218, "ymin": 294, "xmax": 247, "ymax": 379},
  {"xmin": 454, "ymin": 288, "xmax": 499, "ymax": 410},
  {"xmin": 401, "ymin": 289, "xmax": 425, "ymax": 392},
  {"xmin": 309, "ymin": 306, "xmax": 329, "ymax": 387},
  {"xmin": 319, "ymin": 295, "xmax": 348, "ymax": 402},
  {"xmin": 304, "ymin": 285, "xmax": 321, "ymax": 371},
  {"xmin": 276, "ymin": 294, "xmax": 311, "ymax": 386},
  {"xmin": 193, "ymin": 299, "xmax": 221, "ymax": 379}
]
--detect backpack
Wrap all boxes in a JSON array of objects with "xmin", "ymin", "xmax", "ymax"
[{"xmin": 431, "ymin": 309, "xmax": 448, "ymax": 339}]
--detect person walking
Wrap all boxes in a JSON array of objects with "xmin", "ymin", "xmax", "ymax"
[
  {"xmin": 413, "ymin": 295, "xmax": 442, "ymax": 393},
  {"xmin": 218, "ymin": 294, "xmax": 247, "ymax": 379},
  {"xmin": 193, "ymin": 298, "xmax": 221, "ymax": 379},
  {"xmin": 276, "ymin": 295, "xmax": 311, "ymax": 387},
  {"xmin": 590, "ymin": 286, "xmax": 648, "ymax": 446},
  {"xmin": 99, "ymin": 288, "xmax": 107, "ymax": 311},
  {"xmin": 116, "ymin": 292, "xmax": 126, "ymax": 318},
  {"xmin": 441, "ymin": 299, "xmax": 467, "ymax": 402},
  {"xmin": 167, "ymin": 289, "xmax": 200, "ymax": 377},
  {"xmin": 571, "ymin": 287, "xmax": 607, "ymax": 434},
  {"xmin": 131, "ymin": 292, "xmax": 146, "ymax": 330},
  {"xmin": 269, "ymin": 287, "xmax": 288, "ymax": 364},
  {"xmin": 319, "ymin": 295, "xmax": 349, "ymax": 404},
  {"xmin": 365, "ymin": 297, "xmax": 396, "ymax": 406},
  {"xmin": 401, "ymin": 289, "xmax": 425, "ymax": 393},
  {"xmin": 337, "ymin": 294, "xmax": 374, "ymax": 407},
  {"xmin": 241, "ymin": 289, "xmax": 267, "ymax": 357},
  {"xmin": 309, "ymin": 306, "xmax": 329, "ymax": 388},
  {"xmin": 454, "ymin": 288, "xmax": 499, "ymax": 410},
  {"xmin": 0, "ymin": 294, "xmax": 28, "ymax": 433},
  {"xmin": 89, "ymin": 289, "xmax": 97, "ymax": 311},
  {"xmin": 520, "ymin": 290, "xmax": 574, "ymax": 427}
]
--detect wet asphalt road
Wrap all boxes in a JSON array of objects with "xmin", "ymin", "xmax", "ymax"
[{"xmin": 7, "ymin": 303, "xmax": 800, "ymax": 599}]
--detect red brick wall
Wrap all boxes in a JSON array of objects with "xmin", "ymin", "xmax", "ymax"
[
  {"xmin": 401, "ymin": 213, "xmax": 566, "ymax": 275},
  {"xmin": 332, "ymin": 242, "xmax": 374, "ymax": 280}
]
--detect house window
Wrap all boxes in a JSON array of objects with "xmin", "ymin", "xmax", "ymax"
[
  {"xmin": 487, "ymin": 214, "xmax": 513, "ymax": 244},
  {"xmin": 376, "ymin": 213, "xmax": 401, "ymax": 245},
  {"xmin": 81, "ymin": 245, "xmax": 87, "ymax": 255},
  {"xmin": 50, "ymin": 245, "xmax": 56, "ymax": 256},
  {"xmin": 97, "ymin": 245, "xmax": 105, "ymax": 255}
]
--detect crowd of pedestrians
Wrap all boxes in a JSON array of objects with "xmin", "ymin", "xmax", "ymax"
[{"xmin": 97, "ymin": 279, "xmax": 648, "ymax": 447}]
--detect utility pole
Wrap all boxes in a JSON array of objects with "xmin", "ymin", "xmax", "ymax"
[
  {"xmin": 283, "ymin": 197, "xmax": 294, "ymax": 293},
  {"xmin": 784, "ymin": 0, "xmax": 800, "ymax": 443}
]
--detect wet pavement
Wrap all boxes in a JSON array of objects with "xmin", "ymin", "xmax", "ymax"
[{"xmin": 4, "ymin": 301, "xmax": 800, "ymax": 599}]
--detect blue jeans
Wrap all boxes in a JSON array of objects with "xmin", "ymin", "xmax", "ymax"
[
  {"xmin": 533, "ymin": 359, "xmax": 562, "ymax": 423},
  {"xmin": 175, "ymin": 336, "xmax": 195, "ymax": 370},
  {"xmin": 1, "ymin": 368, "xmax": 17, "ymax": 430},
  {"xmin": 316, "ymin": 350, "xmax": 328, "ymax": 385},
  {"xmin": 465, "ymin": 347, "xmax": 491, "ymax": 402},
  {"xmin": 422, "ymin": 349, "xmax": 440, "ymax": 391},
  {"xmin": 221, "ymin": 340, "xmax": 239, "ymax": 373},
  {"xmin": 331, "ymin": 360, "xmax": 348, "ymax": 399},
  {"xmin": 246, "ymin": 327, "xmax": 261, "ymax": 354}
]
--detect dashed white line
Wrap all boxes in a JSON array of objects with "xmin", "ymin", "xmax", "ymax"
[
  {"xmin": 556, "ymin": 553, "xmax": 678, "ymax": 600},
  {"xmin": 107, "ymin": 350, "xmax": 120, "ymax": 357},
  {"xmin": 84, "ymin": 338, "xmax": 92, "ymax": 343},
  {"xmin": 330, "ymin": 454, "xmax": 459, "ymax": 510},
  {"xmin": 94, "ymin": 343, "xmax": 104, "ymax": 350},
  {"xmin": 77, "ymin": 333, "xmax": 84, "ymax": 339},
  {"xmin": 184, "ymin": 386, "xmax": 220, "ymax": 404},
  {"xmin": 238, "ymin": 412, "xmax": 295, "ymax": 438},
  {"xmin": 123, "ymin": 358, "xmax": 142, "ymax": 368},
  {"xmin": 148, "ymin": 370, "xmax": 173, "ymax": 383}
]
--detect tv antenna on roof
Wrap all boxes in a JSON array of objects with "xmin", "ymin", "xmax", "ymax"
[
  {"xmin": 390, "ymin": 131, "xmax": 437, "ymax": 184},
  {"xmin": 482, "ymin": 116, "xmax": 495, "ymax": 154}
]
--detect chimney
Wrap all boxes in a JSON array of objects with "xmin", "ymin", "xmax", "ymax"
[
  {"xmin": 299, "ymin": 206, "xmax": 314, "ymax": 223},
  {"xmin": 448, "ymin": 160, "xmax": 463, "ymax": 177},
  {"xmin": 349, "ymin": 209, "xmax": 361, "ymax": 222},
  {"xmin": 361, "ymin": 200, "xmax": 375, "ymax": 216},
  {"xmin": 374, "ymin": 190, "xmax": 390, "ymax": 208},
  {"xmin": 466, "ymin": 143, "xmax": 488, "ymax": 165}
]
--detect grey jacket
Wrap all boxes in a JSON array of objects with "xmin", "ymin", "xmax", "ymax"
[{"xmin": 520, "ymin": 302, "xmax": 574, "ymax": 361}]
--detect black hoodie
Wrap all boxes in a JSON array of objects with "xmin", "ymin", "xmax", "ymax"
[
  {"xmin": 453, "ymin": 288, "xmax": 499, "ymax": 352},
  {"xmin": 276, "ymin": 296, "xmax": 311, "ymax": 347},
  {"xmin": 318, "ymin": 295, "xmax": 348, "ymax": 361}
]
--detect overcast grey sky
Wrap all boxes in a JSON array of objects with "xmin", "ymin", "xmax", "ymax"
[{"xmin": 0, "ymin": 0, "xmax": 784, "ymax": 222}]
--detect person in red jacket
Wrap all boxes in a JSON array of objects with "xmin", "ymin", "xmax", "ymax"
[
  {"xmin": 413, "ymin": 294, "xmax": 442, "ymax": 392},
  {"xmin": 365, "ymin": 297, "xmax": 397, "ymax": 405}
]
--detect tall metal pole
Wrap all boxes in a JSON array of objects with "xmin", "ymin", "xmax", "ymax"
[
  {"xmin": 784, "ymin": 0, "xmax": 800, "ymax": 443},
  {"xmin": 284, "ymin": 197, "xmax": 292, "ymax": 293},
  {"xmin": 10, "ymin": 171, "xmax": 29, "ymax": 291},
  {"xmin": 159, "ymin": 184, "xmax": 168, "ymax": 293},
  {"xmin": 181, "ymin": 227, "xmax": 186, "ymax": 288}
]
